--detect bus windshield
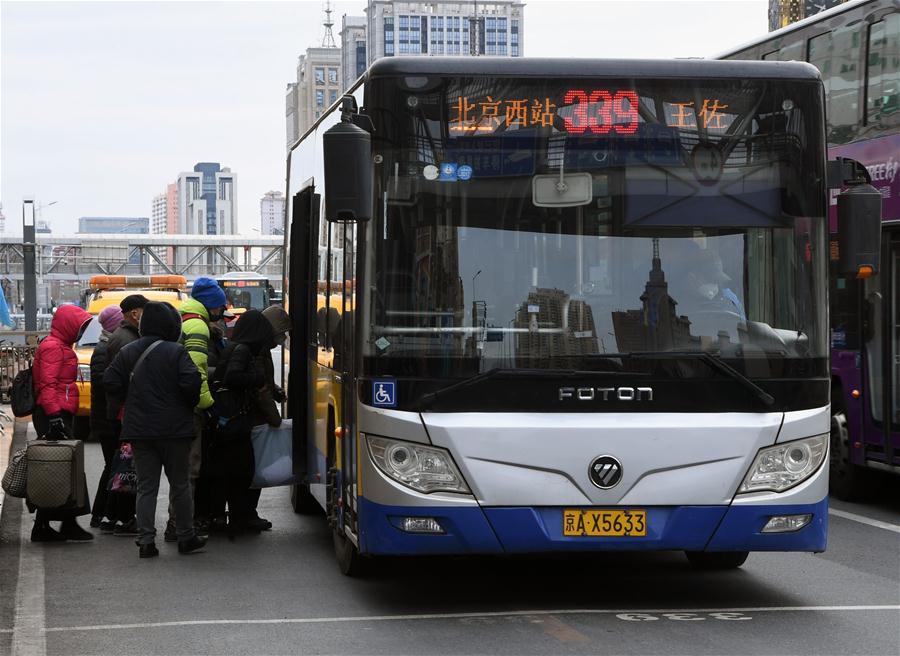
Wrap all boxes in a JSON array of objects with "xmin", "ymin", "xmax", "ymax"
[
  {"xmin": 220, "ymin": 279, "xmax": 270, "ymax": 311},
  {"xmin": 363, "ymin": 75, "xmax": 827, "ymax": 379}
]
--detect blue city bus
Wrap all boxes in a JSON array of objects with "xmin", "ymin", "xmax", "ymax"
[{"xmin": 282, "ymin": 57, "xmax": 854, "ymax": 575}]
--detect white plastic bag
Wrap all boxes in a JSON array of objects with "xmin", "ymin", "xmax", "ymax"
[{"xmin": 250, "ymin": 419, "xmax": 296, "ymax": 488}]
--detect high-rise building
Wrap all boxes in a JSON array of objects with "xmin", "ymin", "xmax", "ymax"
[
  {"xmin": 151, "ymin": 193, "xmax": 167, "ymax": 235},
  {"xmin": 0, "ymin": 204, "xmax": 5, "ymax": 234},
  {"xmin": 366, "ymin": 0, "xmax": 525, "ymax": 62},
  {"xmin": 151, "ymin": 183, "xmax": 179, "ymax": 263},
  {"xmin": 176, "ymin": 163, "xmax": 237, "ymax": 266},
  {"xmin": 78, "ymin": 217, "xmax": 149, "ymax": 234},
  {"xmin": 176, "ymin": 163, "xmax": 236, "ymax": 236},
  {"xmin": 286, "ymin": 82, "xmax": 300, "ymax": 147},
  {"xmin": 768, "ymin": 0, "xmax": 851, "ymax": 31},
  {"xmin": 341, "ymin": 15, "xmax": 368, "ymax": 92},
  {"xmin": 286, "ymin": 1, "xmax": 526, "ymax": 148},
  {"xmin": 260, "ymin": 190, "xmax": 285, "ymax": 235},
  {"xmin": 293, "ymin": 48, "xmax": 343, "ymax": 141},
  {"xmin": 285, "ymin": 4, "xmax": 343, "ymax": 146}
]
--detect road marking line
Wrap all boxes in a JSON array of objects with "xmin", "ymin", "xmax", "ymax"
[
  {"xmin": 540, "ymin": 615, "xmax": 590, "ymax": 643},
  {"xmin": 0, "ymin": 605, "xmax": 891, "ymax": 634},
  {"xmin": 11, "ymin": 502, "xmax": 47, "ymax": 656},
  {"xmin": 829, "ymin": 508, "xmax": 900, "ymax": 534}
]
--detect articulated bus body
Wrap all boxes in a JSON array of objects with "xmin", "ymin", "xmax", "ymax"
[
  {"xmin": 717, "ymin": 0, "xmax": 900, "ymax": 498},
  {"xmin": 283, "ymin": 57, "xmax": 833, "ymax": 574}
]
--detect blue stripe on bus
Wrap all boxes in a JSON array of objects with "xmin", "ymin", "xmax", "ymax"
[
  {"xmin": 482, "ymin": 506, "xmax": 726, "ymax": 552},
  {"xmin": 357, "ymin": 497, "xmax": 828, "ymax": 555},
  {"xmin": 705, "ymin": 496, "xmax": 827, "ymax": 552},
  {"xmin": 357, "ymin": 498, "xmax": 503, "ymax": 555}
]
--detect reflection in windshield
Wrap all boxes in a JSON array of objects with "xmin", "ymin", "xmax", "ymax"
[
  {"xmin": 369, "ymin": 222, "xmax": 821, "ymax": 370},
  {"xmin": 78, "ymin": 316, "xmax": 103, "ymax": 347}
]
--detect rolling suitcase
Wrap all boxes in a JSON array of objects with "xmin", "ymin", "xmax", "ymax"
[{"xmin": 25, "ymin": 439, "xmax": 86, "ymax": 509}]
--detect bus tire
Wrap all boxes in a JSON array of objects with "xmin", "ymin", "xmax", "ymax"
[
  {"xmin": 73, "ymin": 416, "xmax": 91, "ymax": 441},
  {"xmin": 291, "ymin": 483, "xmax": 320, "ymax": 515},
  {"xmin": 829, "ymin": 406, "xmax": 865, "ymax": 500},
  {"xmin": 333, "ymin": 527, "xmax": 369, "ymax": 577},
  {"xmin": 685, "ymin": 551, "xmax": 749, "ymax": 570}
]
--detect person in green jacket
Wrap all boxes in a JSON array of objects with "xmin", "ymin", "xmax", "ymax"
[{"xmin": 164, "ymin": 277, "xmax": 228, "ymax": 543}]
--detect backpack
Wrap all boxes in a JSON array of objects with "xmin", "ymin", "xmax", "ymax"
[{"xmin": 10, "ymin": 367, "xmax": 35, "ymax": 418}]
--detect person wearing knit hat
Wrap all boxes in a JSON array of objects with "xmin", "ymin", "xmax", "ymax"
[
  {"xmin": 89, "ymin": 304, "xmax": 129, "ymax": 532},
  {"xmin": 98, "ymin": 305, "xmax": 123, "ymax": 333},
  {"xmin": 167, "ymin": 277, "xmax": 225, "ymax": 542},
  {"xmin": 190, "ymin": 278, "xmax": 227, "ymax": 320}
]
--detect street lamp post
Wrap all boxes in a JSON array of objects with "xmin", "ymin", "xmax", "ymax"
[{"xmin": 22, "ymin": 199, "xmax": 39, "ymax": 332}]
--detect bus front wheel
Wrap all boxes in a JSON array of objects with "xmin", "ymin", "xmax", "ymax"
[
  {"xmin": 332, "ymin": 526, "xmax": 369, "ymax": 577},
  {"xmin": 685, "ymin": 551, "xmax": 749, "ymax": 570},
  {"xmin": 829, "ymin": 409, "xmax": 865, "ymax": 500}
]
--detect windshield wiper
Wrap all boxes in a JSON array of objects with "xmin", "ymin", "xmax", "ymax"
[
  {"xmin": 413, "ymin": 367, "xmax": 644, "ymax": 411},
  {"xmin": 621, "ymin": 351, "xmax": 776, "ymax": 408}
]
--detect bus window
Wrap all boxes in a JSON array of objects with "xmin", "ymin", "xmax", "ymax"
[
  {"xmin": 809, "ymin": 26, "xmax": 862, "ymax": 144},
  {"xmin": 866, "ymin": 15, "xmax": 900, "ymax": 125}
]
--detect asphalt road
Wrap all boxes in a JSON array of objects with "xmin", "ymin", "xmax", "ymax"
[{"xmin": 2, "ymin": 423, "xmax": 898, "ymax": 656}]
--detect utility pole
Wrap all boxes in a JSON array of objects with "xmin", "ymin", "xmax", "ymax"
[{"xmin": 22, "ymin": 199, "xmax": 37, "ymax": 332}]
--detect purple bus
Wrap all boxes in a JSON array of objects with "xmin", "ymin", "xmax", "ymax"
[{"xmin": 718, "ymin": 0, "xmax": 899, "ymax": 498}]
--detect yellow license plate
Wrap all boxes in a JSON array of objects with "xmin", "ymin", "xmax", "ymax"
[{"xmin": 563, "ymin": 509, "xmax": 647, "ymax": 537}]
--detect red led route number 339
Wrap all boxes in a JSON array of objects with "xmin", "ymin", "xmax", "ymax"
[{"xmin": 562, "ymin": 88, "xmax": 640, "ymax": 135}]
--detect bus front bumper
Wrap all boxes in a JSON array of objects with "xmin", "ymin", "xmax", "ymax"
[{"xmin": 356, "ymin": 496, "xmax": 828, "ymax": 556}]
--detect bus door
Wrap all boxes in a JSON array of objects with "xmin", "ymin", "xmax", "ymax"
[
  {"xmin": 888, "ymin": 230, "xmax": 900, "ymax": 466},
  {"xmin": 287, "ymin": 186, "xmax": 320, "ymax": 482},
  {"xmin": 862, "ymin": 227, "xmax": 900, "ymax": 470}
]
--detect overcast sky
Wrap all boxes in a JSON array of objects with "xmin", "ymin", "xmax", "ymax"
[{"xmin": 1, "ymin": 0, "xmax": 768, "ymax": 236}]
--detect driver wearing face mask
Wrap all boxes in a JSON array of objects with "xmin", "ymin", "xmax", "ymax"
[{"xmin": 687, "ymin": 249, "xmax": 746, "ymax": 320}]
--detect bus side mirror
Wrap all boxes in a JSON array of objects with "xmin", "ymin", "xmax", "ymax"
[
  {"xmin": 323, "ymin": 103, "xmax": 372, "ymax": 223},
  {"xmin": 837, "ymin": 183, "xmax": 882, "ymax": 278}
]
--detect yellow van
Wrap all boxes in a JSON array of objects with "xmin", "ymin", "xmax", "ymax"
[{"xmin": 72, "ymin": 275, "xmax": 188, "ymax": 439}]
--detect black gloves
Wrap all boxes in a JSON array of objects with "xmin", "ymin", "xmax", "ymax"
[
  {"xmin": 48, "ymin": 416, "xmax": 68, "ymax": 439},
  {"xmin": 272, "ymin": 386, "xmax": 286, "ymax": 403},
  {"xmin": 202, "ymin": 408, "xmax": 218, "ymax": 430}
]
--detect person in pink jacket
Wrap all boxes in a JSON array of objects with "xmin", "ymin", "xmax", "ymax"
[{"xmin": 30, "ymin": 303, "xmax": 93, "ymax": 542}]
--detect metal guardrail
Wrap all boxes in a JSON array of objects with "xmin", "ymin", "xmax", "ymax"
[{"xmin": 0, "ymin": 334, "xmax": 47, "ymax": 403}]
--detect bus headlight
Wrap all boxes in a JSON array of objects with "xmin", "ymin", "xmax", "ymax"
[
  {"xmin": 367, "ymin": 436, "xmax": 471, "ymax": 494},
  {"xmin": 738, "ymin": 435, "xmax": 827, "ymax": 494}
]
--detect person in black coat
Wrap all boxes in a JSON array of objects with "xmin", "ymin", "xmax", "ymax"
[
  {"xmin": 105, "ymin": 301, "xmax": 206, "ymax": 559},
  {"xmin": 89, "ymin": 305, "xmax": 136, "ymax": 533},
  {"xmin": 208, "ymin": 310, "xmax": 270, "ymax": 536}
]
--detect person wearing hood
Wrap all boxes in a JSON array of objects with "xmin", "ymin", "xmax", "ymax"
[
  {"xmin": 89, "ymin": 305, "xmax": 136, "ymax": 533},
  {"xmin": 105, "ymin": 301, "xmax": 206, "ymax": 558},
  {"xmin": 208, "ymin": 309, "xmax": 270, "ymax": 535},
  {"xmin": 165, "ymin": 277, "xmax": 228, "ymax": 542},
  {"xmin": 242, "ymin": 305, "xmax": 293, "ymax": 531},
  {"xmin": 30, "ymin": 303, "xmax": 94, "ymax": 542}
]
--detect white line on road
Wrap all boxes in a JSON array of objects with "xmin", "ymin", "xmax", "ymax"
[
  {"xmin": 11, "ymin": 502, "xmax": 47, "ymax": 656},
  {"xmin": 0, "ymin": 604, "xmax": 893, "ymax": 634},
  {"xmin": 829, "ymin": 508, "xmax": 900, "ymax": 534}
]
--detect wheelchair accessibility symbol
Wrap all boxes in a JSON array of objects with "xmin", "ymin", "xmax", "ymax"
[{"xmin": 372, "ymin": 380, "xmax": 397, "ymax": 408}]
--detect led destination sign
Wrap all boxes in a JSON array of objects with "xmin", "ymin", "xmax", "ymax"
[{"xmin": 449, "ymin": 88, "xmax": 733, "ymax": 136}]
